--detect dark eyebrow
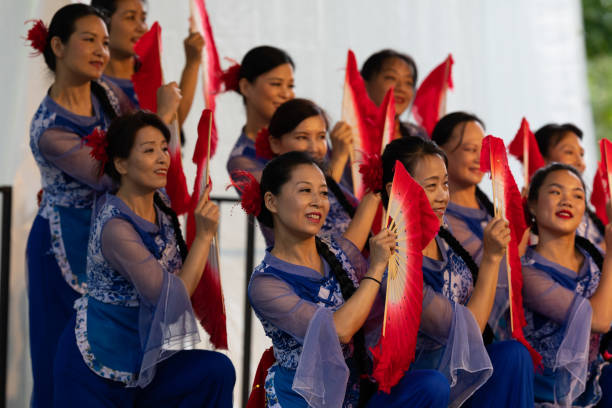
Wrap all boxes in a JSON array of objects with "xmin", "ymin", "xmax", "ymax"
[
  {"xmin": 423, "ymin": 176, "xmax": 440, "ymax": 182},
  {"xmin": 546, "ymin": 182, "xmax": 584, "ymax": 191}
]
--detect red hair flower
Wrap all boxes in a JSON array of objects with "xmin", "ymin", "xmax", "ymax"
[
  {"xmin": 221, "ymin": 60, "xmax": 241, "ymax": 93},
  {"xmin": 359, "ymin": 152, "xmax": 383, "ymax": 193},
  {"xmin": 25, "ymin": 19, "xmax": 48, "ymax": 56},
  {"xmin": 84, "ymin": 128, "xmax": 108, "ymax": 176},
  {"xmin": 227, "ymin": 170, "xmax": 262, "ymax": 216},
  {"xmin": 255, "ymin": 127, "xmax": 275, "ymax": 160}
]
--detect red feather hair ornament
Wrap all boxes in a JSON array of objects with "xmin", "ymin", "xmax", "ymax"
[
  {"xmin": 358, "ymin": 152, "xmax": 383, "ymax": 193},
  {"xmin": 221, "ymin": 61, "xmax": 241, "ymax": 92},
  {"xmin": 255, "ymin": 128, "xmax": 275, "ymax": 160},
  {"xmin": 228, "ymin": 170, "xmax": 262, "ymax": 216},
  {"xmin": 25, "ymin": 19, "xmax": 48, "ymax": 55},
  {"xmin": 84, "ymin": 128, "xmax": 108, "ymax": 176}
]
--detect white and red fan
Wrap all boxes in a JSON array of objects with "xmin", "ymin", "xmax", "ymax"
[
  {"xmin": 480, "ymin": 135, "xmax": 541, "ymax": 368},
  {"xmin": 370, "ymin": 161, "xmax": 439, "ymax": 392}
]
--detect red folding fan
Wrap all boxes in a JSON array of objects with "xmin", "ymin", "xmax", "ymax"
[
  {"xmin": 508, "ymin": 117, "xmax": 546, "ymax": 184},
  {"xmin": 186, "ymin": 109, "xmax": 228, "ymax": 349},
  {"xmin": 480, "ymin": 135, "xmax": 542, "ymax": 368},
  {"xmin": 370, "ymin": 161, "xmax": 439, "ymax": 393},
  {"xmin": 412, "ymin": 54, "xmax": 454, "ymax": 137},
  {"xmin": 341, "ymin": 50, "xmax": 397, "ymax": 199},
  {"xmin": 591, "ymin": 139, "xmax": 612, "ymax": 225}
]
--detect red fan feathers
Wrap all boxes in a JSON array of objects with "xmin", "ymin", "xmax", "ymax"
[
  {"xmin": 508, "ymin": 117, "xmax": 546, "ymax": 183},
  {"xmin": 591, "ymin": 139, "xmax": 612, "ymax": 225},
  {"xmin": 25, "ymin": 19, "xmax": 48, "ymax": 55},
  {"xmin": 132, "ymin": 22, "xmax": 163, "ymax": 112},
  {"xmin": 480, "ymin": 135, "xmax": 542, "ymax": 369},
  {"xmin": 412, "ymin": 54, "xmax": 454, "ymax": 137},
  {"xmin": 342, "ymin": 49, "xmax": 396, "ymax": 199},
  {"xmin": 370, "ymin": 161, "xmax": 439, "ymax": 392}
]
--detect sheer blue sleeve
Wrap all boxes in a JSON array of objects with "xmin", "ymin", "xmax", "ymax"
[
  {"xmin": 248, "ymin": 273, "xmax": 348, "ymax": 408},
  {"xmin": 294, "ymin": 308, "xmax": 350, "ymax": 408},
  {"xmin": 39, "ymin": 128, "xmax": 115, "ymax": 191},
  {"xmin": 417, "ymin": 286, "xmax": 493, "ymax": 408},
  {"xmin": 101, "ymin": 218, "xmax": 200, "ymax": 387}
]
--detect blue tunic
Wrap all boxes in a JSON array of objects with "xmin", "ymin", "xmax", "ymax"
[
  {"xmin": 27, "ymin": 80, "xmax": 122, "ymax": 407},
  {"xmin": 522, "ymin": 245, "xmax": 606, "ymax": 406},
  {"xmin": 414, "ymin": 234, "xmax": 534, "ymax": 408},
  {"xmin": 445, "ymin": 200, "xmax": 511, "ymax": 340},
  {"xmin": 53, "ymin": 193, "xmax": 235, "ymax": 406},
  {"xmin": 249, "ymin": 237, "xmax": 451, "ymax": 408}
]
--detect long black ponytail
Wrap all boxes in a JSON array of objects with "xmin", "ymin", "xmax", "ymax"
[{"xmin": 154, "ymin": 193, "xmax": 188, "ymax": 262}]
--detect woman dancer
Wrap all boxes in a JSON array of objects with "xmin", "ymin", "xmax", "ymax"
[
  {"xmin": 534, "ymin": 123, "xmax": 606, "ymax": 249},
  {"xmin": 361, "ymin": 49, "xmax": 427, "ymax": 139},
  {"xmin": 91, "ymin": 0, "xmax": 188, "ymax": 126},
  {"xmin": 522, "ymin": 163, "xmax": 612, "ymax": 406},
  {"xmin": 381, "ymin": 136, "xmax": 534, "ymax": 407},
  {"xmin": 26, "ymin": 4, "xmax": 131, "ymax": 405},
  {"xmin": 242, "ymin": 151, "xmax": 450, "ymax": 407},
  {"xmin": 226, "ymin": 46, "xmax": 353, "ymax": 185},
  {"xmin": 53, "ymin": 110, "xmax": 235, "ymax": 407},
  {"xmin": 430, "ymin": 111, "xmax": 511, "ymax": 340},
  {"xmin": 262, "ymin": 98, "xmax": 379, "ymax": 250}
]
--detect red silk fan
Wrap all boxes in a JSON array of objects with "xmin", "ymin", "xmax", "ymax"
[
  {"xmin": 592, "ymin": 139, "xmax": 612, "ymax": 225},
  {"xmin": 370, "ymin": 161, "xmax": 439, "ymax": 393},
  {"xmin": 133, "ymin": 22, "xmax": 191, "ymax": 215},
  {"xmin": 412, "ymin": 54, "xmax": 453, "ymax": 137},
  {"xmin": 186, "ymin": 109, "xmax": 228, "ymax": 349},
  {"xmin": 341, "ymin": 50, "xmax": 396, "ymax": 199},
  {"xmin": 508, "ymin": 117, "xmax": 546, "ymax": 184},
  {"xmin": 480, "ymin": 135, "xmax": 542, "ymax": 368},
  {"xmin": 132, "ymin": 22, "xmax": 163, "ymax": 112}
]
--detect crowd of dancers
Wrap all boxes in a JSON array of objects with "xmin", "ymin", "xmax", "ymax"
[{"xmin": 23, "ymin": 2, "xmax": 612, "ymax": 407}]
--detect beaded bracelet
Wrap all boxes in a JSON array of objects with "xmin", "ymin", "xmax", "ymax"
[{"xmin": 361, "ymin": 276, "xmax": 382, "ymax": 286}]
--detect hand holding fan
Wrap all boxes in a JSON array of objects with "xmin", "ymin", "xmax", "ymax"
[{"xmin": 370, "ymin": 161, "xmax": 439, "ymax": 393}]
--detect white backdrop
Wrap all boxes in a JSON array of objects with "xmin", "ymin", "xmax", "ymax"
[{"xmin": 2, "ymin": 0, "xmax": 595, "ymax": 406}]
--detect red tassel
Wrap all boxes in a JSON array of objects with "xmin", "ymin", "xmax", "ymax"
[
  {"xmin": 255, "ymin": 128, "xmax": 275, "ymax": 160},
  {"xmin": 25, "ymin": 19, "xmax": 48, "ymax": 55},
  {"xmin": 227, "ymin": 170, "xmax": 262, "ymax": 216}
]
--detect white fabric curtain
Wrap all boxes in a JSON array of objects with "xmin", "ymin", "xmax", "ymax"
[{"xmin": 3, "ymin": 0, "xmax": 594, "ymax": 406}]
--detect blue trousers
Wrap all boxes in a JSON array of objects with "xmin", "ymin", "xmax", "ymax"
[
  {"xmin": 27, "ymin": 215, "xmax": 80, "ymax": 407},
  {"xmin": 53, "ymin": 319, "xmax": 235, "ymax": 407},
  {"xmin": 463, "ymin": 340, "xmax": 535, "ymax": 408},
  {"xmin": 367, "ymin": 369, "xmax": 450, "ymax": 407}
]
